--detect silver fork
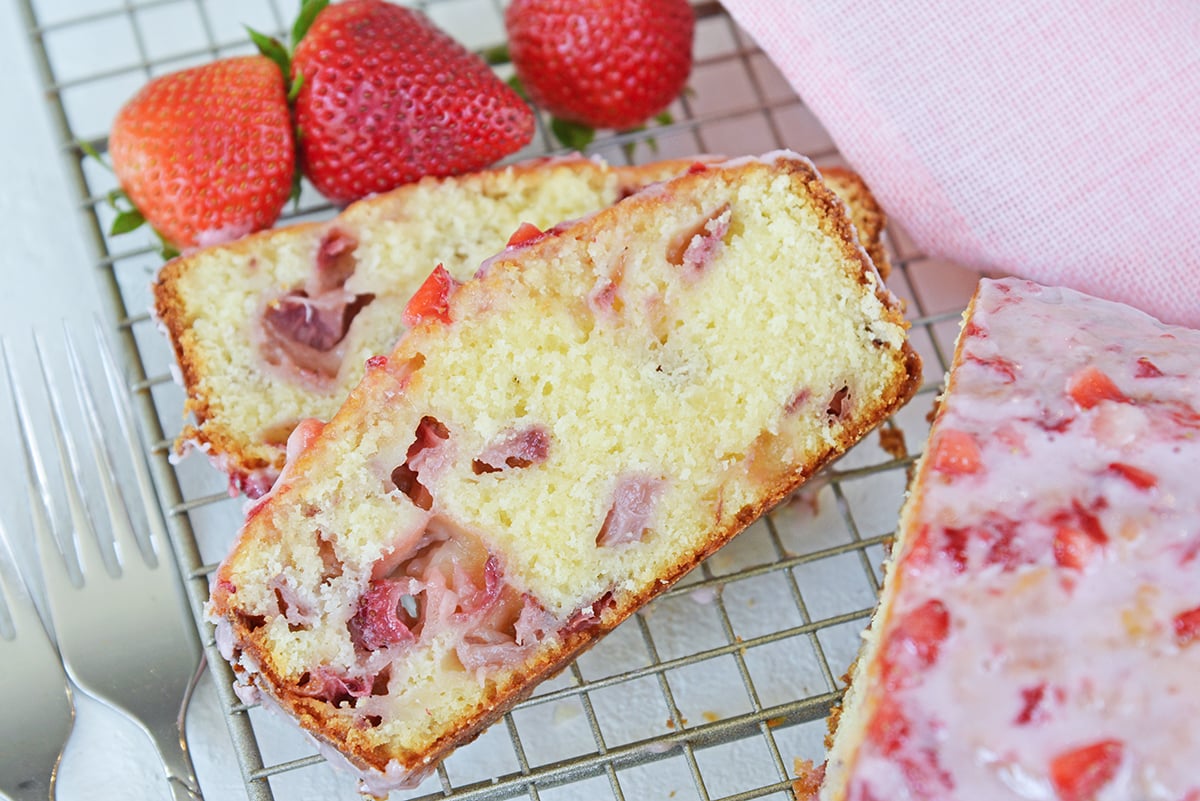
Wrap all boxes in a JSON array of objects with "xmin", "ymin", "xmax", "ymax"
[
  {"xmin": 5, "ymin": 323, "xmax": 203, "ymax": 801},
  {"xmin": 0, "ymin": 525, "xmax": 73, "ymax": 801}
]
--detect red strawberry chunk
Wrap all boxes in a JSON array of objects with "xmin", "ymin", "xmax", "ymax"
[
  {"xmin": 930, "ymin": 428, "xmax": 983, "ymax": 475},
  {"xmin": 506, "ymin": 222, "xmax": 545, "ymax": 247},
  {"xmin": 1135, "ymin": 356, "xmax": 1163, "ymax": 378},
  {"xmin": 403, "ymin": 265, "xmax": 461, "ymax": 327},
  {"xmin": 348, "ymin": 579, "xmax": 419, "ymax": 651},
  {"xmin": 1014, "ymin": 683, "xmax": 1048, "ymax": 725},
  {"xmin": 1066, "ymin": 366, "xmax": 1129, "ymax": 409},
  {"xmin": 1107, "ymin": 462, "xmax": 1157, "ymax": 490},
  {"xmin": 1054, "ymin": 525, "xmax": 1101, "ymax": 570},
  {"xmin": 473, "ymin": 426, "xmax": 551, "ymax": 473},
  {"xmin": 867, "ymin": 697, "xmax": 909, "ymax": 756},
  {"xmin": 1174, "ymin": 606, "xmax": 1200, "ymax": 646},
  {"xmin": 1049, "ymin": 740, "xmax": 1124, "ymax": 801},
  {"xmin": 882, "ymin": 599, "xmax": 951, "ymax": 689}
]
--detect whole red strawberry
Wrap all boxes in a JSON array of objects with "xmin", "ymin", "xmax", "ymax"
[
  {"xmin": 505, "ymin": 0, "xmax": 694, "ymax": 131},
  {"xmin": 292, "ymin": 0, "xmax": 535, "ymax": 205},
  {"xmin": 109, "ymin": 55, "xmax": 294, "ymax": 251}
]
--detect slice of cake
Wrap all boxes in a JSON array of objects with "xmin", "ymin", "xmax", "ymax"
[
  {"xmin": 208, "ymin": 152, "xmax": 921, "ymax": 793},
  {"xmin": 822, "ymin": 278, "xmax": 1200, "ymax": 800},
  {"xmin": 153, "ymin": 156, "xmax": 891, "ymax": 496}
]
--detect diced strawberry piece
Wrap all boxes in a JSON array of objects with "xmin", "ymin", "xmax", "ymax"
[
  {"xmin": 930, "ymin": 428, "xmax": 983, "ymax": 475},
  {"xmin": 983, "ymin": 521, "xmax": 1026, "ymax": 571},
  {"xmin": 867, "ymin": 697, "xmax": 909, "ymax": 757},
  {"xmin": 1174, "ymin": 605, "xmax": 1200, "ymax": 646},
  {"xmin": 506, "ymin": 221, "xmax": 545, "ymax": 247},
  {"xmin": 1066, "ymin": 366, "xmax": 1129, "ymax": 409},
  {"xmin": 941, "ymin": 527, "xmax": 971, "ymax": 573},
  {"xmin": 687, "ymin": 162, "xmax": 708, "ymax": 174},
  {"xmin": 1014, "ymin": 683, "xmax": 1048, "ymax": 725},
  {"xmin": 1049, "ymin": 740, "xmax": 1124, "ymax": 801},
  {"xmin": 1135, "ymin": 356, "xmax": 1163, "ymax": 378},
  {"xmin": 1107, "ymin": 462, "xmax": 1157, "ymax": 490},
  {"xmin": 472, "ymin": 425, "xmax": 551, "ymax": 473},
  {"xmin": 1054, "ymin": 526, "xmax": 1101, "ymax": 570},
  {"xmin": 403, "ymin": 264, "xmax": 461, "ymax": 327},
  {"xmin": 348, "ymin": 579, "xmax": 419, "ymax": 651},
  {"xmin": 365, "ymin": 354, "xmax": 388, "ymax": 369},
  {"xmin": 295, "ymin": 666, "xmax": 374, "ymax": 707},
  {"xmin": 882, "ymin": 599, "xmax": 951, "ymax": 689}
]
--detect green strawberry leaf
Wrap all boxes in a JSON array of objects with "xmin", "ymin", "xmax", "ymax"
[
  {"xmin": 287, "ymin": 72, "xmax": 305, "ymax": 103},
  {"xmin": 506, "ymin": 74, "xmax": 528, "ymax": 101},
  {"xmin": 482, "ymin": 43, "xmax": 510, "ymax": 66},
  {"xmin": 290, "ymin": 168, "xmax": 304, "ymax": 209},
  {"xmin": 110, "ymin": 208, "xmax": 145, "ymax": 236},
  {"xmin": 247, "ymin": 26, "xmax": 291, "ymax": 79},
  {"xmin": 550, "ymin": 117, "xmax": 596, "ymax": 151},
  {"xmin": 79, "ymin": 140, "xmax": 113, "ymax": 173},
  {"xmin": 157, "ymin": 233, "xmax": 181, "ymax": 261},
  {"xmin": 291, "ymin": 0, "xmax": 330, "ymax": 48},
  {"xmin": 654, "ymin": 111, "xmax": 674, "ymax": 126}
]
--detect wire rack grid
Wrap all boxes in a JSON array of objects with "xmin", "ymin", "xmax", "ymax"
[{"xmin": 16, "ymin": 0, "xmax": 979, "ymax": 799}]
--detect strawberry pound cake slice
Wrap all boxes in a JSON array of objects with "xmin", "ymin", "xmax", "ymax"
[
  {"xmin": 208, "ymin": 152, "xmax": 920, "ymax": 794},
  {"xmin": 822, "ymin": 278, "xmax": 1200, "ymax": 801}
]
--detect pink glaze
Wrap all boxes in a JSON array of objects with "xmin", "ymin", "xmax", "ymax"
[{"xmin": 840, "ymin": 279, "xmax": 1200, "ymax": 800}]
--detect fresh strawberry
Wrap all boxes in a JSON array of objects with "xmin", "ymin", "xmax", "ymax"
[
  {"xmin": 108, "ymin": 55, "xmax": 295, "ymax": 251},
  {"xmin": 291, "ymin": 0, "xmax": 534, "ymax": 204},
  {"xmin": 505, "ymin": 0, "xmax": 695, "ymax": 131},
  {"xmin": 929, "ymin": 428, "xmax": 983, "ymax": 475},
  {"xmin": 403, "ymin": 265, "xmax": 461, "ymax": 327},
  {"xmin": 1049, "ymin": 740, "xmax": 1124, "ymax": 801},
  {"xmin": 1066, "ymin": 366, "xmax": 1129, "ymax": 409}
]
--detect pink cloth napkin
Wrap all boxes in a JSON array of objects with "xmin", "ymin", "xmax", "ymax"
[{"xmin": 722, "ymin": 1, "xmax": 1200, "ymax": 328}]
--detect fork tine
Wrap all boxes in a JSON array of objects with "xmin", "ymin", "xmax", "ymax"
[
  {"xmin": 0, "ymin": 524, "xmax": 43, "ymax": 642},
  {"xmin": 3, "ymin": 339, "xmax": 79, "ymax": 598},
  {"xmin": 94, "ymin": 317, "xmax": 167, "ymax": 565},
  {"xmin": 33, "ymin": 332, "xmax": 113, "ymax": 579},
  {"xmin": 63, "ymin": 323, "xmax": 151, "ymax": 571}
]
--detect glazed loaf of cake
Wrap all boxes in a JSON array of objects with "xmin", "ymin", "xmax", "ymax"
[
  {"xmin": 154, "ymin": 156, "xmax": 892, "ymax": 496},
  {"xmin": 822, "ymin": 278, "xmax": 1200, "ymax": 800},
  {"xmin": 208, "ymin": 152, "xmax": 920, "ymax": 792}
]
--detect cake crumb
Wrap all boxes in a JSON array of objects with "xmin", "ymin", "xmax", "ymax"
[
  {"xmin": 877, "ymin": 425, "xmax": 908, "ymax": 461},
  {"xmin": 791, "ymin": 759, "xmax": 825, "ymax": 800}
]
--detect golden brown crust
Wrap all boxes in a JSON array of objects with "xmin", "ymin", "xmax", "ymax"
[{"xmin": 819, "ymin": 166, "xmax": 892, "ymax": 280}]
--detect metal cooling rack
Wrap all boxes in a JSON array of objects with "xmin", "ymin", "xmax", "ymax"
[{"xmin": 16, "ymin": 1, "xmax": 977, "ymax": 799}]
